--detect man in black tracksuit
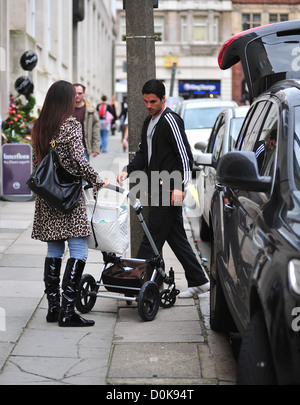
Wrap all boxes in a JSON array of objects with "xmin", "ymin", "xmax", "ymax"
[{"xmin": 117, "ymin": 80, "xmax": 209, "ymax": 297}]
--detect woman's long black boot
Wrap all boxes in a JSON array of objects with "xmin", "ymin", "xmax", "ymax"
[
  {"xmin": 44, "ymin": 257, "xmax": 62, "ymax": 322},
  {"xmin": 58, "ymin": 258, "xmax": 95, "ymax": 327}
]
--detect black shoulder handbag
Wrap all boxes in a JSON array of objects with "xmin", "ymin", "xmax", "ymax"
[{"xmin": 27, "ymin": 140, "xmax": 82, "ymax": 213}]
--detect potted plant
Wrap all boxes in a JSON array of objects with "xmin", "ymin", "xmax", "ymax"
[{"xmin": 2, "ymin": 94, "xmax": 36, "ymax": 144}]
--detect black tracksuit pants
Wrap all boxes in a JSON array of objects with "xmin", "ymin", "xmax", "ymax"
[{"xmin": 137, "ymin": 205, "xmax": 209, "ymax": 287}]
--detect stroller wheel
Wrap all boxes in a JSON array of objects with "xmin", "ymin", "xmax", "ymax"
[
  {"xmin": 126, "ymin": 294, "xmax": 134, "ymax": 305},
  {"xmin": 159, "ymin": 289, "xmax": 176, "ymax": 308},
  {"xmin": 138, "ymin": 281, "xmax": 160, "ymax": 321},
  {"xmin": 76, "ymin": 274, "xmax": 97, "ymax": 314}
]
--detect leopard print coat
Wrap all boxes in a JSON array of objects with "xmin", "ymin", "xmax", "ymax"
[{"xmin": 31, "ymin": 117, "xmax": 104, "ymax": 242}]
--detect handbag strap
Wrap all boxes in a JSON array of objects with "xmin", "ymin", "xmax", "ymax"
[
  {"xmin": 50, "ymin": 138, "xmax": 81, "ymax": 177},
  {"xmin": 50, "ymin": 138, "xmax": 56, "ymax": 149}
]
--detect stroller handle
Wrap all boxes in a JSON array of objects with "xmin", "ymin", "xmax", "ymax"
[
  {"xmin": 105, "ymin": 183, "xmax": 125, "ymax": 194},
  {"xmin": 84, "ymin": 183, "xmax": 137, "ymax": 206},
  {"xmin": 84, "ymin": 183, "xmax": 124, "ymax": 193}
]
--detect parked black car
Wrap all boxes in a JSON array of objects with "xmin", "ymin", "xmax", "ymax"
[{"xmin": 209, "ymin": 20, "xmax": 300, "ymax": 385}]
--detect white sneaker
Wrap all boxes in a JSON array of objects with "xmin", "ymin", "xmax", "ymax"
[{"xmin": 178, "ymin": 282, "xmax": 210, "ymax": 298}]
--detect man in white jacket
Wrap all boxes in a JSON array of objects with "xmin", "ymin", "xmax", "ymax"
[{"xmin": 74, "ymin": 83, "xmax": 100, "ymax": 160}]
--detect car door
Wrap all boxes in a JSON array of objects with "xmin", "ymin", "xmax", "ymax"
[
  {"xmin": 224, "ymin": 99, "xmax": 279, "ymax": 331},
  {"xmin": 202, "ymin": 113, "xmax": 226, "ymax": 223}
]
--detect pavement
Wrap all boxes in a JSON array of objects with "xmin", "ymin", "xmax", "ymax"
[{"xmin": 0, "ymin": 133, "xmax": 236, "ymax": 388}]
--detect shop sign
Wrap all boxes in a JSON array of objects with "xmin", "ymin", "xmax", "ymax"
[
  {"xmin": 1, "ymin": 144, "xmax": 32, "ymax": 200},
  {"xmin": 179, "ymin": 81, "xmax": 221, "ymax": 95}
]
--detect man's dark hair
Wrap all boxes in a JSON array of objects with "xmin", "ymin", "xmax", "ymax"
[
  {"xmin": 142, "ymin": 79, "xmax": 165, "ymax": 100},
  {"xmin": 73, "ymin": 83, "xmax": 86, "ymax": 92}
]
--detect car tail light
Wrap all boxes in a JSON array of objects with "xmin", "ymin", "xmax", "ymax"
[{"xmin": 288, "ymin": 259, "xmax": 300, "ymax": 296}]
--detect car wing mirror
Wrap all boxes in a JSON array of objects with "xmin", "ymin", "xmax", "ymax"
[
  {"xmin": 193, "ymin": 151, "xmax": 213, "ymax": 167},
  {"xmin": 194, "ymin": 141, "xmax": 207, "ymax": 153},
  {"xmin": 216, "ymin": 151, "xmax": 272, "ymax": 192}
]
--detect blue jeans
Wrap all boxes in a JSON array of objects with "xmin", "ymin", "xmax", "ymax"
[
  {"xmin": 100, "ymin": 129, "xmax": 109, "ymax": 152},
  {"xmin": 47, "ymin": 237, "xmax": 88, "ymax": 262},
  {"xmin": 84, "ymin": 149, "xmax": 90, "ymax": 161}
]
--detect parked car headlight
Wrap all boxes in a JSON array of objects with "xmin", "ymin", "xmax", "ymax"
[{"xmin": 288, "ymin": 259, "xmax": 300, "ymax": 296}]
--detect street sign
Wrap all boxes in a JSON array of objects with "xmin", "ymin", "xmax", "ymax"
[{"xmin": 1, "ymin": 143, "xmax": 33, "ymax": 201}]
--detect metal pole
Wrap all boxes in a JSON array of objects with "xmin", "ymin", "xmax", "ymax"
[
  {"xmin": 169, "ymin": 62, "xmax": 177, "ymax": 97},
  {"xmin": 124, "ymin": 0, "xmax": 156, "ymax": 257}
]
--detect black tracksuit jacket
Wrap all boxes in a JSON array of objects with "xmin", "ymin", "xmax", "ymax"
[{"xmin": 125, "ymin": 107, "xmax": 193, "ymax": 194}]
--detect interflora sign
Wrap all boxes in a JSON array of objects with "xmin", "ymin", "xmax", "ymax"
[{"xmin": 1, "ymin": 143, "xmax": 33, "ymax": 201}]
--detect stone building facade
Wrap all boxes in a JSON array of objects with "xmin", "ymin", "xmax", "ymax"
[
  {"xmin": 115, "ymin": 0, "xmax": 234, "ymax": 102},
  {"xmin": 0, "ymin": 0, "xmax": 116, "ymax": 119},
  {"xmin": 115, "ymin": 0, "xmax": 300, "ymax": 105}
]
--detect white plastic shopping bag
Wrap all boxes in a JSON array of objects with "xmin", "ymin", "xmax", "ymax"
[{"xmin": 85, "ymin": 190, "xmax": 129, "ymax": 255}]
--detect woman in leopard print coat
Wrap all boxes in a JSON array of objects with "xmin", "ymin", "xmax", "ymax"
[
  {"xmin": 31, "ymin": 80, "xmax": 106, "ymax": 327},
  {"xmin": 31, "ymin": 116, "xmax": 103, "ymax": 242}
]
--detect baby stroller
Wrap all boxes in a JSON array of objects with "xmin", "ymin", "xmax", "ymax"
[{"xmin": 75, "ymin": 184, "xmax": 180, "ymax": 321}]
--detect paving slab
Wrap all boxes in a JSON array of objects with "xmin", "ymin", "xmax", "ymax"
[{"xmin": 107, "ymin": 342, "xmax": 202, "ymax": 379}]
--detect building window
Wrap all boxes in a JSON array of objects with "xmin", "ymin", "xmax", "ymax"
[
  {"xmin": 242, "ymin": 13, "xmax": 261, "ymax": 31},
  {"xmin": 154, "ymin": 16, "xmax": 164, "ymax": 42},
  {"xmin": 181, "ymin": 16, "xmax": 188, "ymax": 42},
  {"xmin": 213, "ymin": 16, "xmax": 219, "ymax": 43},
  {"xmin": 194, "ymin": 16, "xmax": 207, "ymax": 42},
  {"xmin": 269, "ymin": 14, "xmax": 289, "ymax": 23},
  {"xmin": 180, "ymin": 14, "xmax": 219, "ymax": 43},
  {"xmin": 120, "ymin": 16, "xmax": 126, "ymax": 41}
]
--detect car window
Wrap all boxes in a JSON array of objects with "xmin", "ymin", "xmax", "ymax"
[
  {"xmin": 294, "ymin": 107, "xmax": 300, "ymax": 190},
  {"xmin": 183, "ymin": 107, "xmax": 228, "ymax": 129},
  {"xmin": 229, "ymin": 117, "xmax": 245, "ymax": 150},
  {"xmin": 236, "ymin": 101, "xmax": 268, "ymax": 150},
  {"xmin": 207, "ymin": 114, "xmax": 223, "ymax": 153},
  {"xmin": 212, "ymin": 116, "xmax": 225, "ymax": 160},
  {"xmin": 246, "ymin": 32, "xmax": 300, "ymax": 97},
  {"xmin": 253, "ymin": 103, "xmax": 278, "ymax": 177}
]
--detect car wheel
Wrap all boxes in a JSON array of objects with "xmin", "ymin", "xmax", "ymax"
[
  {"xmin": 237, "ymin": 310, "xmax": 277, "ymax": 385},
  {"xmin": 200, "ymin": 216, "xmax": 210, "ymax": 241},
  {"xmin": 210, "ymin": 238, "xmax": 236, "ymax": 332}
]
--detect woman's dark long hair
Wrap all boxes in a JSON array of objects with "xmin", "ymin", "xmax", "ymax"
[{"xmin": 32, "ymin": 80, "xmax": 76, "ymax": 163}]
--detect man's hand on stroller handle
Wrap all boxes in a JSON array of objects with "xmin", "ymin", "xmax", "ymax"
[{"xmin": 117, "ymin": 171, "xmax": 128, "ymax": 187}]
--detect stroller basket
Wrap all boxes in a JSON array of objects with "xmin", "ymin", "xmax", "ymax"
[
  {"xmin": 102, "ymin": 258, "xmax": 163, "ymax": 295},
  {"xmin": 103, "ymin": 259, "xmax": 154, "ymax": 294},
  {"xmin": 76, "ymin": 185, "xmax": 180, "ymax": 321}
]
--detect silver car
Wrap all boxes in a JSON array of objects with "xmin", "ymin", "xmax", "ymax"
[
  {"xmin": 176, "ymin": 98, "xmax": 237, "ymax": 157},
  {"xmin": 194, "ymin": 105, "xmax": 249, "ymax": 241}
]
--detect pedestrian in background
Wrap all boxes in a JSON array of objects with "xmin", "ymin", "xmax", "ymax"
[
  {"xmin": 73, "ymin": 83, "xmax": 100, "ymax": 160},
  {"xmin": 31, "ymin": 80, "xmax": 108, "ymax": 327},
  {"xmin": 122, "ymin": 111, "xmax": 128, "ymax": 152},
  {"xmin": 119, "ymin": 96, "xmax": 128, "ymax": 144},
  {"xmin": 110, "ymin": 95, "xmax": 119, "ymax": 136},
  {"xmin": 97, "ymin": 95, "xmax": 114, "ymax": 153},
  {"xmin": 117, "ymin": 79, "xmax": 210, "ymax": 298}
]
